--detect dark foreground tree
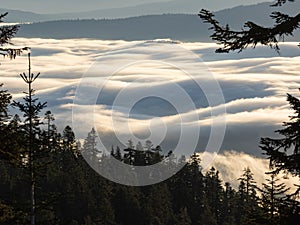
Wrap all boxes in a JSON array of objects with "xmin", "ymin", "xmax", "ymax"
[
  {"xmin": 0, "ymin": 13, "xmax": 28, "ymax": 58},
  {"xmin": 260, "ymin": 92, "xmax": 300, "ymax": 200},
  {"xmin": 199, "ymin": 0, "xmax": 300, "ymax": 53},
  {"xmin": 259, "ymin": 173, "xmax": 296, "ymax": 225},
  {"xmin": 0, "ymin": 84, "xmax": 12, "ymax": 159},
  {"xmin": 0, "ymin": 13, "xmax": 18, "ymax": 48},
  {"xmin": 12, "ymin": 52, "xmax": 46, "ymax": 225}
]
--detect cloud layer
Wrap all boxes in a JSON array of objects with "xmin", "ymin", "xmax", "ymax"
[
  {"xmin": 200, "ymin": 151, "xmax": 299, "ymax": 192},
  {"xmin": 1, "ymin": 38, "xmax": 299, "ymax": 158}
]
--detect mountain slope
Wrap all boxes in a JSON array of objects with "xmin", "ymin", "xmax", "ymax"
[
  {"xmin": 1, "ymin": 0, "xmax": 272, "ymax": 21},
  {"xmin": 15, "ymin": 1, "xmax": 300, "ymax": 42},
  {"xmin": 49, "ymin": 0, "xmax": 274, "ymax": 21},
  {"xmin": 0, "ymin": 9, "xmax": 51, "ymax": 22},
  {"xmin": 1, "ymin": 0, "xmax": 276, "ymax": 22},
  {"xmin": 17, "ymin": 14, "xmax": 210, "ymax": 41}
]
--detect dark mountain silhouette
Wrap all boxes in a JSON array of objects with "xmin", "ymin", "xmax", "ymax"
[
  {"xmin": 0, "ymin": 8, "xmax": 51, "ymax": 22},
  {"xmin": 17, "ymin": 15, "xmax": 300, "ymax": 42},
  {"xmin": 16, "ymin": 14, "xmax": 211, "ymax": 41},
  {"xmin": 9, "ymin": 1, "xmax": 299, "ymax": 41},
  {"xmin": 0, "ymin": 0, "xmax": 276, "ymax": 22}
]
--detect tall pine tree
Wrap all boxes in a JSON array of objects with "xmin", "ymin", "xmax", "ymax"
[{"xmin": 12, "ymin": 52, "xmax": 46, "ymax": 225}]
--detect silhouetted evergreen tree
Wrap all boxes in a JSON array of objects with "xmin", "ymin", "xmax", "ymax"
[
  {"xmin": 42, "ymin": 110, "xmax": 55, "ymax": 150},
  {"xmin": 0, "ymin": 84, "xmax": 11, "ymax": 123},
  {"xmin": 259, "ymin": 173, "xmax": 298, "ymax": 225},
  {"xmin": 0, "ymin": 85, "xmax": 25, "ymax": 163},
  {"xmin": 199, "ymin": 0, "xmax": 300, "ymax": 53},
  {"xmin": 12, "ymin": 52, "xmax": 46, "ymax": 225},
  {"xmin": 260, "ymin": 92, "xmax": 300, "ymax": 196},
  {"xmin": 82, "ymin": 127, "xmax": 101, "ymax": 167},
  {"xmin": 204, "ymin": 167, "xmax": 224, "ymax": 224},
  {"xmin": 62, "ymin": 125, "xmax": 76, "ymax": 152},
  {"xmin": 235, "ymin": 168, "xmax": 260, "ymax": 225},
  {"xmin": 221, "ymin": 182, "xmax": 236, "ymax": 225},
  {"xmin": 123, "ymin": 139, "xmax": 136, "ymax": 165},
  {"xmin": 0, "ymin": 13, "xmax": 27, "ymax": 59},
  {"xmin": 115, "ymin": 146, "xmax": 122, "ymax": 161}
]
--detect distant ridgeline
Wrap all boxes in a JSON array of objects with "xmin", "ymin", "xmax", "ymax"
[
  {"xmin": 15, "ymin": 13, "xmax": 300, "ymax": 41},
  {"xmin": 10, "ymin": 0, "xmax": 300, "ymax": 41},
  {"xmin": 16, "ymin": 15, "xmax": 211, "ymax": 41}
]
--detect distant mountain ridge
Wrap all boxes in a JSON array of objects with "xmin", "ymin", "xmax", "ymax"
[
  {"xmin": 14, "ymin": 1, "xmax": 300, "ymax": 42},
  {"xmin": 16, "ymin": 14, "xmax": 210, "ymax": 41},
  {"xmin": 1, "ymin": 0, "xmax": 275, "ymax": 15},
  {"xmin": 0, "ymin": 0, "xmax": 274, "ymax": 22},
  {"xmin": 0, "ymin": 9, "xmax": 51, "ymax": 22}
]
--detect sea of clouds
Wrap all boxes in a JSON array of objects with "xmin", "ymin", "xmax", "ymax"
[{"xmin": 1, "ymin": 38, "xmax": 299, "ymax": 188}]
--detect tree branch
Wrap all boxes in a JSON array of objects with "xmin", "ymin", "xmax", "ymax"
[{"xmin": 198, "ymin": 6, "xmax": 300, "ymax": 53}]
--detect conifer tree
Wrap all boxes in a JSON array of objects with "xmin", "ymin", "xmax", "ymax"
[
  {"xmin": 238, "ymin": 168, "xmax": 257, "ymax": 198},
  {"xmin": 82, "ymin": 128, "xmax": 101, "ymax": 166},
  {"xmin": 187, "ymin": 153, "xmax": 205, "ymax": 223},
  {"xmin": 260, "ymin": 92, "xmax": 300, "ymax": 195},
  {"xmin": 199, "ymin": 0, "xmax": 300, "ymax": 53},
  {"xmin": 12, "ymin": 52, "xmax": 46, "ymax": 225},
  {"xmin": 123, "ymin": 139, "xmax": 135, "ymax": 165},
  {"xmin": 204, "ymin": 167, "xmax": 224, "ymax": 224},
  {"xmin": 0, "ymin": 84, "xmax": 11, "ymax": 123},
  {"xmin": 236, "ymin": 168, "xmax": 260, "ymax": 225},
  {"xmin": 221, "ymin": 182, "xmax": 236, "ymax": 225},
  {"xmin": 115, "ymin": 146, "xmax": 122, "ymax": 161},
  {"xmin": 0, "ymin": 13, "xmax": 24, "ymax": 59},
  {"xmin": 259, "ymin": 173, "xmax": 292, "ymax": 225},
  {"xmin": 62, "ymin": 125, "xmax": 76, "ymax": 151},
  {"xmin": 0, "ymin": 84, "xmax": 23, "ymax": 161},
  {"xmin": 43, "ymin": 111, "xmax": 55, "ymax": 149}
]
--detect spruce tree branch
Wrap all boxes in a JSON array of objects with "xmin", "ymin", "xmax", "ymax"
[
  {"xmin": 198, "ymin": 9, "xmax": 300, "ymax": 53},
  {"xmin": 0, "ymin": 12, "xmax": 29, "ymax": 59},
  {"xmin": 271, "ymin": 0, "xmax": 295, "ymax": 7}
]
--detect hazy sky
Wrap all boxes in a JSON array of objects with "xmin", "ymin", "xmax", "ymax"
[{"xmin": 0, "ymin": 0, "xmax": 272, "ymax": 13}]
